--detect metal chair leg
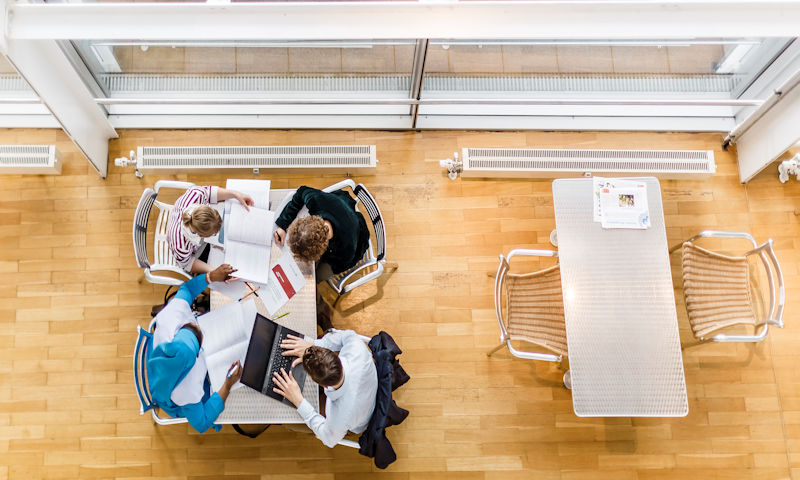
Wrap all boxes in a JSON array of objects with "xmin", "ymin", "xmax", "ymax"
[{"xmin": 487, "ymin": 342, "xmax": 506, "ymax": 357}]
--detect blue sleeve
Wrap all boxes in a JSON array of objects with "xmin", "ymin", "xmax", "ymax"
[
  {"xmin": 178, "ymin": 392, "xmax": 225, "ymax": 433},
  {"xmin": 175, "ymin": 274, "xmax": 210, "ymax": 305}
]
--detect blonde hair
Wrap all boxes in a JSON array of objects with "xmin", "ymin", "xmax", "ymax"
[
  {"xmin": 287, "ymin": 215, "xmax": 329, "ymax": 262},
  {"xmin": 181, "ymin": 205, "xmax": 222, "ymax": 237}
]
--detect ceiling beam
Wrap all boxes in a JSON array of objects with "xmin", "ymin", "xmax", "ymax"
[{"xmin": 9, "ymin": 1, "xmax": 800, "ymax": 41}]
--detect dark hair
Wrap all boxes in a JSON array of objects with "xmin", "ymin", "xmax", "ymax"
[
  {"xmin": 180, "ymin": 323, "xmax": 203, "ymax": 351},
  {"xmin": 302, "ymin": 346, "xmax": 342, "ymax": 386},
  {"xmin": 287, "ymin": 216, "xmax": 329, "ymax": 262}
]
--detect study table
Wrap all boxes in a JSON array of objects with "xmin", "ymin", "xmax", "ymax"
[
  {"xmin": 211, "ymin": 188, "xmax": 320, "ymax": 424},
  {"xmin": 552, "ymin": 177, "xmax": 688, "ymax": 417}
]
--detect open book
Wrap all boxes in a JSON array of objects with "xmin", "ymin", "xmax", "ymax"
[
  {"xmin": 197, "ymin": 299, "xmax": 258, "ymax": 393},
  {"xmin": 224, "ymin": 202, "xmax": 275, "ymax": 283}
]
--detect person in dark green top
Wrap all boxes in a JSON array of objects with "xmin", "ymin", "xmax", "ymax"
[{"xmin": 273, "ymin": 186, "xmax": 370, "ymax": 281}]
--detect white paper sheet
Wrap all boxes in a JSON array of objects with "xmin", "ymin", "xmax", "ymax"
[
  {"xmin": 226, "ymin": 179, "xmax": 270, "ymax": 210},
  {"xmin": 197, "ymin": 299, "xmax": 258, "ymax": 392},
  {"xmin": 260, "ymin": 247, "xmax": 307, "ymax": 315},
  {"xmin": 592, "ymin": 177, "xmax": 651, "ymax": 229}
]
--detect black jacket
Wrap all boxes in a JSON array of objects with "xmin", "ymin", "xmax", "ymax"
[
  {"xmin": 275, "ymin": 186, "xmax": 370, "ymax": 274},
  {"xmin": 357, "ymin": 331, "xmax": 410, "ymax": 469}
]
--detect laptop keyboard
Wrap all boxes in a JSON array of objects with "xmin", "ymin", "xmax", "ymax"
[{"xmin": 263, "ymin": 329, "xmax": 296, "ymax": 394}]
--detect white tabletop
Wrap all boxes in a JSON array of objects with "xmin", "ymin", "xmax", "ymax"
[
  {"xmin": 213, "ymin": 188, "xmax": 319, "ymax": 424},
  {"xmin": 553, "ymin": 177, "xmax": 688, "ymax": 417}
]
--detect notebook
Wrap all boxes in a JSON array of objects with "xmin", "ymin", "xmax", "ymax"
[{"xmin": 241, "ymin": 314, "xmax": 308, "ymax": 406}]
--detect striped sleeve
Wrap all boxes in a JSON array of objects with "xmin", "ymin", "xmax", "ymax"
[{"xmin": 167, "ymin": 186, "xmax": 215, "ymax": 271}]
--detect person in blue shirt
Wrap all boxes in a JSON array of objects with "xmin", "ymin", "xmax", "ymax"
[{"xmin": 147, "ymin": 264, "xmax": 242, "ymax": 433}]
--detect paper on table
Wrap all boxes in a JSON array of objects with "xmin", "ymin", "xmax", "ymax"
[
  {"xmin": 260, "ymin": 247, "xmax": 306, "ymax": 315},
  {"xmin": 226, "ymin": 179, "xmax": 270, "ymax": 211},
  {"xmin": 197, "ymin": 299, "xmax": 258, "ymax": 392},
  {"xmin": 598, "ymin": 183, "xmax": 650, "ymax": 229}
]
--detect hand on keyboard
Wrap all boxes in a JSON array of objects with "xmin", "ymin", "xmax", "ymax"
[{"xmin": 272, "ymin": 368, "xmax": 304, "ymax": 407}]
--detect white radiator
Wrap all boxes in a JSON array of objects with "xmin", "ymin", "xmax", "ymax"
[
  {"xmin": 459, "ymin": 148, "xmax": 716, "ymax": 179},
  {"xmin": 0, "ymin": 145, "xmax": 62, "ymax": 174},
  {"xmin": 121, "ymin": 145, "xmax": 377, "ymax": 176}
]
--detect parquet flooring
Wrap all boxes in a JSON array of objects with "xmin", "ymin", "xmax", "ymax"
[{"xmin": 0, "ymin": 128, "xmax": 798, "ymax": 479}]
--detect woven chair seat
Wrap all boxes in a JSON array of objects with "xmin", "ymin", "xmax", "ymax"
[
  {"xmin": 506, "ymin": 265, "xmax": 568, "ymax": 357},
  {"xmin": 682, "ymin": 242, "xmax": 757, "ymax": 339}
]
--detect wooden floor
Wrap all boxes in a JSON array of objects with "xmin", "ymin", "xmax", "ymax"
[{"xmin": 1, "ymin": 128, "xmax": 798, "ymax": 480}]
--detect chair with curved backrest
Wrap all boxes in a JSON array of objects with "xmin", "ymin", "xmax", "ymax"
[
  {"xmin": 321, "ymin": 179, "xmax": 391, "ymax": 306},
  {"xmin": 488, "ymin": 248, "xmax": 568, "ymax": 363},
  {"xmin": 133, "ymin": 319, "xmax": 188, "ymax": 426},
  {"xmin": 133, "ymin": 180, "xmax": 195, "ymax": 286},
  {"xmin": 671, "ymin": 230, "xmax": 785, "ymax": 342}
]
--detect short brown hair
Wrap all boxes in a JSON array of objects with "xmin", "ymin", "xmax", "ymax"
[
  {"xmin": 287, "ymin": 215, "xmax": 329, "ymax": 262},
  {"xmin": 181, "ymin": 205, "xmax": 222, "ymax": 237},
  {"xmin": 302, "ymin": 346, "xmax": 342, "ymax": 386}
]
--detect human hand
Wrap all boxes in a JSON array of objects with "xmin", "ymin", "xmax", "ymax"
[
  {"xmin": 224, "ymin": 360, "xmax": 242, "ymax": 387},
  {"xmin": 209, "ymin": 263, "xmax": 237, "ymax": 283},
  {"xmin": 280, "ymin": 334, "xmax": 312, "ymax": 358},
  {"xmin": 273, "ymin": 227, "xmax": 286, "ymax": 246},
  {"xmin": 236, "ymin": 193, "xmax": 254, "ymax": 211},
  {"xmin": 272, "ymin": 367, "xmax": 304, "ymax": 407}
]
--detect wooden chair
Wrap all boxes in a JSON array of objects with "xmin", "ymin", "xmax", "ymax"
[
  {"xmin": 488, "ymin": 249, "xmax": 568, "ymax": 362},
  {"xmin": 671, "ymin": 230, "xmax": 785, "ymax": 342}
]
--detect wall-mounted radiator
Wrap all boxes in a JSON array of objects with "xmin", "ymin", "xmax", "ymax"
[
  {"xmin": 443, "ymin": 148, "xmax": 716, "ymax": 180},
  {"xmin": 116, "ymin": 145, "xmax": 377, "ymax": 177},
  {"xmin": 0, "ymin": 145, "xmax": 62, "ymax": 174}
]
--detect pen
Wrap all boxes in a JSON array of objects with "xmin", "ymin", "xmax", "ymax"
[
  {"xmin": 226, "ymin": 363, "xmax": 239, "ymax": 379},
  {"xmin": 275, "ymin": 312, "xmax": 290, "ymax": 320}
]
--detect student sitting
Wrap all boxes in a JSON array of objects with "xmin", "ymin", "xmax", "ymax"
[
  {"xmin": 272, "ymin": 329, "xmax": 378, "ymax": 447},
  {"xmin": 147, "ymin": 264, "xmax": 242, "ymax": 433},
  {"xmin": 273, "ymin": 186, "xmax": 370, "ymax": 282},
  {"xmin": 167, "ymin": 185, "xmax": 254, "ymax": 275}
]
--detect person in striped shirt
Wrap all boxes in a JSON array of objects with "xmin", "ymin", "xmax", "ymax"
[{"xmin": 167, "ymin": 185, "xmax": 254, "ymax": 274}]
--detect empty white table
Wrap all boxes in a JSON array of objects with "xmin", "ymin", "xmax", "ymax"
[
  {"xmin": 553, "ymin": 177, "xmax": 688, "ymax": 417},
  {"xmin": 211, "ymin": 188, "xmax": 319, "ymax": 424}
]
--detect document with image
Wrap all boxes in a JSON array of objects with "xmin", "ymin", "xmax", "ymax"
[
  {"xmin": 598, "ymin": 182, "xmax": 650, "ymax": 229},
  {"xmin": 224, "ymin": 202, "xmax": 275, "ymax": 284},
  {"xmin": 197, "ymin": 299, "xmax": 258, "ymax": 392},
  {"xmin": 261, "ymin": 248, "xmax": 307, "ymax": 315}
]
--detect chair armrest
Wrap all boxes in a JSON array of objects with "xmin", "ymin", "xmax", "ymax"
[
  {"xmin": 337, "ymin": 439, "xmax": 359, "ymax": 449},
  {"xmin": 154, "ymin": 180, "xmax": 195, "ymax": 193},
  {"xmin": 690, "ymin": 230, "xmax": 757, "ymax": 247},
  {"xmin": 713, "ymin": 323, "xmax": 769, "ymax": 343},
  {"xmin": 506, "ymin": 248, "xmax": 559, "ymax": 261},
  {"xmin": 322, "ymin": 179, "xmax": 356, "ymax": 193}
]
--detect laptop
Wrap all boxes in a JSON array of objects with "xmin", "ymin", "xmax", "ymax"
[{"xmin": 241, "ymin": 314, "xmax": 308, "ymax": 407}]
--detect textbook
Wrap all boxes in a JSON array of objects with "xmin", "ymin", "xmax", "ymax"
[
  {"xmin": 224, "ymin": 202, "xmax": 275, "ymax": 284},
  {"xmin": 197, "ymin": 298, "xmax": 258, "ymax": 392}
]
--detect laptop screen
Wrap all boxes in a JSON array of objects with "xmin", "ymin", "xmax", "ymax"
[{"xmin": 241, "ymin": 314, "xmax": 276, "ymax": 390}]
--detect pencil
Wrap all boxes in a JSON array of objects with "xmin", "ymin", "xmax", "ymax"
[{"xmin": 275, "ymin": 312, "xmax": 290, "ymax": 319}]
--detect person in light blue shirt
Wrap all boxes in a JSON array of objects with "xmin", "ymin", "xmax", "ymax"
[
  {"xmin": 147, "ymin": 264, "xmax": 242, "ymax": 433},
  {"xmin": 273, "ymin": 329, "xmax": 378, "ymax": 447}
]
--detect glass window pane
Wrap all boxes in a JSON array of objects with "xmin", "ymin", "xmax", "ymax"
[
  {"xmin": 422, "ymin": 39, "xmax": 790, "ymax": 99},
  {"xmin": 74, "ymin": 40, "xmax": 416, "ymax": 103}
]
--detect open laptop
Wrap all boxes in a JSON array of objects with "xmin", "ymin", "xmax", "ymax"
[{"xmin": 241, "ymin": 314, "xmax": 308, "ymax": 406}]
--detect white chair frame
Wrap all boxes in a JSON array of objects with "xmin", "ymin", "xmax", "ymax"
[
  {"xmin": 670, "ymin": 230, "xmax": 785, "ymax": 343},
  {"xmin": 488, "ymin": 248, "xmax": 564, "ymax": 362},
  {"xmin": 321, "ymin": 179, "xmax": 391, "ymax": 305},
  {"xmin": 133, "ymin": 180, "xmax": 196, "ymax": 286},
  {"xmin": 133, "ymin": 318, "xmax": 188, "ymax": 426}
]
